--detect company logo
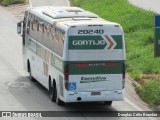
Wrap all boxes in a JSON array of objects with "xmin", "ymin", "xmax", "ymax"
[
  {"xmin": 80, "ymin": 76, "xmax": 108, "ymax": 83},
  {"xmin": 69, "ymin": 36, "xmax": 107, "ymax": 50},
  {"xmin": 72, "ymin": 40, "xmax": 106, "ymax": 46},
  {"xmin": 68, "ymin": 35, "xmax": 122, "ymax": 50},
  {"xmin": 54, "ymin": 57, "xmax": 63, "ymax": 71}
]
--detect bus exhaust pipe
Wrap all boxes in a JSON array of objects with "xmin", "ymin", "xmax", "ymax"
[{"xmin": 77, "ymin": 97, "xmax": 81, "ymax": 101}]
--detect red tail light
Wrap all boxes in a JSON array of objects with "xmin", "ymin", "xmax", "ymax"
[
  {"xmin": 105, "ymin": 62, "xmax": 117, "ymax": 66},
  {"xmin": 123, "ymin": 64, "xmax": 125, "ymax": 79},
  {"xmin": 75, "ymin": 63, "xmax": 89, "ymax": 67},
  {"xmin": 64, "ymin": 65, "xmax": 69, "ymax": 81},
  {"xmin": 75, "ymin": 62, "xmax": 117, "ymax": 67},
  {"xmin": 122, "ymin": 64, "xmax": 125, "ymax": 89}
]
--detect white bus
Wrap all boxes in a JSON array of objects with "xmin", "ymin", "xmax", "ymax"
[{"xmin": 17, "ymin": 6, "xmax": 125, "ymax": 105}]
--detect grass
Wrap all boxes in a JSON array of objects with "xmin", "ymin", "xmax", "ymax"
[
  {"xmin": 70, "ymin": 0, "xmax": 157, "ymax": 79},
  {"xmin": 136, "ymin": 80, "xmax": 160, "ymax": 108},
  {"xmin": 0, "ymin": 0, "xmax": 25, "ymax": 6},
  {"xmin": 70, "ymin": 0, "xmax": 160, "ymax": 108}
]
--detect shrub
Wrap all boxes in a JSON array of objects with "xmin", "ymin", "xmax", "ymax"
[
  {"xmin": 1, "ymin": 0, "xmax": 25, "ymax": 6},
  {"xmin": 136, "ymin": 80, "xmax": 160, "ymax": 108}
]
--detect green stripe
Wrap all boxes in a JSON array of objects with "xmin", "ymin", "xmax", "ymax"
[
  {"xmin": 111, "ymin": 35, "xmax": 123, "ymax": 49},
  {"xmin": 51, "ymin": 54, "xmax": 63, "ymax": 73},
  {"xmin": 69, "ymin": 62, "xmax": 123, "ymax": 75},
  {"xmin": 68, "ymin": 35, "xmax": 123, "ymax": 50},
  {"xmin": 28, "ymin": 37, "xmax": 124, "ymax": 74},
  {"xmin": 28, "ymin": 37, "xmax": 64, "ymax": 73},
  {"xmin": 64, "ymin": 60, "xmax": 125, "ymax": 75},
  {"xmin": 68, "ymin": 36, "xmax": 107, "ymax": 50},
  {"xmin": 64, "ymin": 60, "xmax": 125, "ymax": 64}
]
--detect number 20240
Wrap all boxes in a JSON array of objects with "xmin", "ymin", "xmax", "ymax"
[{"xmin": 78, "ymin": 29, "xmax": 104, "ymax": 34}]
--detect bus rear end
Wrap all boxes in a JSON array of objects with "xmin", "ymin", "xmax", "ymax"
[{"xmin": 64, "ymin": 22, "xmax": 125, "ymax": 103}]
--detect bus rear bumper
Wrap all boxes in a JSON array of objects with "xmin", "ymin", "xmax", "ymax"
[{"xmin": 63, "ymin": 89, "xmax": 124, "ymax": 103}]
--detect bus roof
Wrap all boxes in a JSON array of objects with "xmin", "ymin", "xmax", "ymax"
[
  {"xmin": 29, "ymin": 6, "xmax": 98, "ymax": 19},
  {"xmin": 28, "ymin": 6, "xmax": 120, "ymax": 28}
]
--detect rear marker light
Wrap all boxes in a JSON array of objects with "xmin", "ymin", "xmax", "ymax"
[
  {"xmin": 75, "ymin": 62, "xmax": 117, "ymax": 67},
  {"xmin": 122, "ymin": 64, "xmax": 125, "ymax": 89},
  {"xmin": 75, "ymin": 63, "xmax": 89, "ymax": 67},
  {"xmin": 123, "ymin": 64, "xmax": 125, "ymax": 79},
  {"xmin": 64, "ymin": 65, "xmax": 69, "ymax": 81},
  {"xmin": 105, "ymin": 62, "xmax": 117, "ymax": 66}
]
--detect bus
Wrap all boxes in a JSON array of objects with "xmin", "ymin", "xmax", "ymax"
[{"xmin": 17, "ymin": 6, "xmax": 126, "ymax": 106}]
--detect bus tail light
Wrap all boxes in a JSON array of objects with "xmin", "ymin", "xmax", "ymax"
[
  {"xmin": 104, "ymin": 62, "xmax": 117, "ymax": 66},
  {"xmin": 64, "ymin": 65, "xmax": 69, "ymax": 81},
  {"xmin": 75, "ymin": 63, "xmax": 89, "ymax": 67},
  {"xmin": 75, "ymin": 62, "xmax": 117, "ymax": 67},
  {"xmin": 122, "ymin": 64, "xmax": 125, "ymax": 89},
  {"xmin": 123, "ymin": 64, "xmax": 125, "ymax": 79}
]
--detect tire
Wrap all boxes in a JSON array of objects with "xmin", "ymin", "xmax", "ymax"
[
  {"xmin": 49, "ymin": 81, "xmax": 64, "ymax": 106},
  {"xmin": 55, "ymin": 85, "xmax": 64, "ymax": 106},
  {"xmin": 28, "ymin": 62, "xmax": 35, "ymax": 82},
  {"xmin": 104, "ymin": 101, "xmax": 112, "ymax": 105},
  {"xmin": 49, "ymin": 81, "xmax": 56, "ymax": 102}
]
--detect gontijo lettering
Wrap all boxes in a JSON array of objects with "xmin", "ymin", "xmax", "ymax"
[{"xmin": 72, "ymin": 39, "xmax": 106, "ymax": 46}]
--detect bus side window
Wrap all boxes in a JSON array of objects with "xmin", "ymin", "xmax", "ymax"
[
  {"xmin": 51, "ymin": 27, "xmax": 55, "ymax": 43},
  {"xmin": 36, "ymin": 19, "xmax": 40, "ymax": 31},
  {"xmin": 55, "ymin": 27, "xmax": 59, "ymax": 43},
  {"xmin": 33, "ymin": 17, "xmax": 39, "ymax": 31},
  {"xmin": 39, "ymin": 20, "xmax": 44, "ymax": 33},
  {"xmin": 44, "ymin": 23, "xmax": 48, "ymax": 34},
  {"xmin": 48, "ymin": 26, "xmax": 52, "ymax": 42},
  {"xmin": 44, "ymin": 23, "xmax": 50, "ymax": 36},
  {"xmin": 59, "ymin": 30, "xmax": 65, "ymax": 47},
  {"xmin": 27, "ymin": 14, "xmax": 31, "ymax": 34},
  {"xmin": 30, "ymin": 15, "xmax": 34, "ymax": 30}
]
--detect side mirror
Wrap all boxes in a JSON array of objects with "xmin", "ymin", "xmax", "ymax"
[
  {"xmin": 27, "ymin": 27, "xmax": 29, "ymax": 34},
  {"xmin": 17, "ymin": 21, "xmax": 23, "ymax": 35}
]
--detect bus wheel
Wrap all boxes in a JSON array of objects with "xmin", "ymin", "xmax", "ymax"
[
  {"xmin": 28, "ymin": 62, "xmax": 35, "ymax": 82},
  {"xmin": 49, "ymin": 80, "xmax": 56, "ymax": 102},
  {"xmin": 55, "ymin": 85, "xmax": 64, "ymax": 106},
  {"xmin": 104, "ymin": 101, "xmax": 112, "ymax": 105}
]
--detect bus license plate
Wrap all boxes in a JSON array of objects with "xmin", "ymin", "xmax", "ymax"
[{"xmin": 91, "ymin": 92, "xmax": 101, "ymax": 96}]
